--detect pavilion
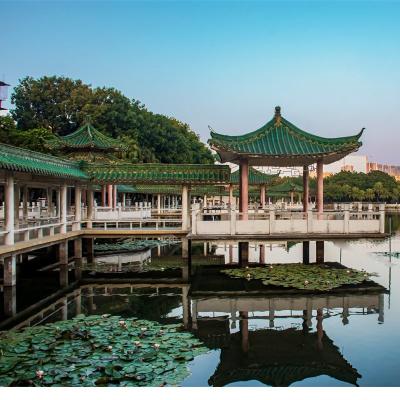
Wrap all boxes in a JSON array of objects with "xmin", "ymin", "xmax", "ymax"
[{"xmin": 209, "ymin": 106, "xmax": 363, "ymax": 216}]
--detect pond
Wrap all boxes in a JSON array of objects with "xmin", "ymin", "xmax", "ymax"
[{"xmin": 1, "ymin": 215, "xmax": 400, "ymax": 387}]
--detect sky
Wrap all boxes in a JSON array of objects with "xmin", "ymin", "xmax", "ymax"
[{"xmin": 1, "ymin": 0, "xmax": 400, "ymax": 164}]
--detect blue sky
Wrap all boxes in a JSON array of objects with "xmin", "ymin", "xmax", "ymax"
[{"xmin": 2, "ymin": 0, "xmax": 400, "ymax": 163}]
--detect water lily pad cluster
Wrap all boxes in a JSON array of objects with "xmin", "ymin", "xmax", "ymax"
[
  {"xmin": 221, "ymin": 264, "xmax": 377, "ymax": 291},
  {"xmin": 94, "ymin": 239, "xmax": 178, "ymax": 254},
  {"xmin": 0, "ymin": 315, "xmax": 208, "ymax": 387}
]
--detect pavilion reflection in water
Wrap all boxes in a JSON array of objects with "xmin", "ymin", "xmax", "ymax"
[{"xmin": 5, "ymin": 280, "xmax": 386, "ymax": 387}]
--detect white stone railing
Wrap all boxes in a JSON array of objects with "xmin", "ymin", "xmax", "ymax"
[
  {"xmin": 93, "ymin": 206, "xmax": 152, "ymax": 221},
  {"xmin": 83, "ymin": 218, "xmax": 182, "ymax": 231},
  {"xmin": 191, "ymin": 206, "xmax": 385, "ymax": 236}
]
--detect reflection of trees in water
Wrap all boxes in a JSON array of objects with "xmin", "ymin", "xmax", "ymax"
[{"xmin": 87, "ymin": 290, "xmax": 181, "ymax": 322}]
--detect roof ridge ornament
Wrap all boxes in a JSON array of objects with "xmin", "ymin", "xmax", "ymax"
[{"xmin": 274, "ymin": 106, "xmax": 282, "ymax": 127}]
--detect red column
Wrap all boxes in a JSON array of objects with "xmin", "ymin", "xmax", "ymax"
[
  {"xmin": 113, "ymin": 185, "xmax": 118, "ymax": 208},
  {"xmin": 302, "ymin": 166, "xmax": 309, "ymax": 212},
  {"xmin": 316, "ymin": 160, "xmax": 324, "ymax": 214},
  {"xmin": 239, "ymin": 159, "xmax": 249, "ymax": 219},
  {"xmin": 107, "ymin": 184, "xmax": 113, "ymax": 208}
]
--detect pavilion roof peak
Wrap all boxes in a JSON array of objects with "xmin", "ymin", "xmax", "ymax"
[
  {"xmin": 46, "ymin": 121, "xmax": 127, "ymax": 153},
  {"xmin": 208, "ymin": 107, "xmax": 364, "ymax": 166}
]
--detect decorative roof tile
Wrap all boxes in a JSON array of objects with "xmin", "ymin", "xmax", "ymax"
[
  {"xmin": 47, "ymin": 123, "xmax": 127, "ymax": 152},
  {"xmin": 0, "ymin": 143, "xmax": 89, "ymax": 180},
  {"xmin": 209, "ymin": 106, "xmax": 363, "ymax": 166},
  {"xmin": 84, "ymin": 163, "xmax": 230, "ymax": 185}
]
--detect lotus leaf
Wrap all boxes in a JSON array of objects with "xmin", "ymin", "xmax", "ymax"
[
  {"xmin": 0, "ymin": 315, "xmax": 208, "ymax": 387},
  {"xmin": 221, "ymin": 263, "xmax": 377, "ymax": 291}
]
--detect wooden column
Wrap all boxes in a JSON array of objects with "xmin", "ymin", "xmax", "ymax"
[
  {"xmin": 5, "ymin": 175, "xmax": 15, "ymax": 245},
  {"xmin": 22, "ymin": 185, "xmax": 29, "ymax": 223},
  {"xmin": 302, "ymin": 166, "xmax": 309, "ymax": 212},
  {"xmin": 239, "ymin": 159, "xmax": 249, "ymax": 218},
  {"xmin": 47, "ymin": 187, "xmax": 53, "ymax": 217},
  {"xmin": 260, "ymin": 184, "xmax": 266, "ymax": 208},
  {"xmin": 60, "ymin": 183, "xmax": 67, "ymax": 234},
  {"xmin": 316, "ymin": 160, "xmax": 324, "ymax": 213},
  {"xmin": 157, "ymin": 194, "xmax": 161, "ymax": 214},
  {"xmin": 87, "ymin": 188, "xmax": 94, "ymax": 228}
]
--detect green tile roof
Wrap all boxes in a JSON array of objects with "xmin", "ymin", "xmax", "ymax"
[
  {"xmin": 209, "ymin": 106, "xmax": 363, "ymax": 166},
  {"xmin": 84, "ymin": 163, "xmax": 231, "ymax": 185},
  {"xmin": 230, "ymin": 167, "xmax": 279, "ymax": 185},
  {"xmin": 47, "ymin": 123, "xmax": 127, "ymax": 152},
  {"xmin": 0, "ymin": 143, "xmax": 89, "ymax": 180}
]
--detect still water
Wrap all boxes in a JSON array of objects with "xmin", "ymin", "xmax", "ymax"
[{"xmin": 1, "ymin": 216, "xmax": 400, "ymax": 387}]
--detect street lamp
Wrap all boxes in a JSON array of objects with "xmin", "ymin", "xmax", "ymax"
[{"xmin": 0, "ymin": 80, "xmax": 10, "ymax": 111}]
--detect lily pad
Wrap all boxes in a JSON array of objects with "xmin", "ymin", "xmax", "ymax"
[{"xmin": 0, "ymin": 315, "xmax": 208, "ymax": 387}]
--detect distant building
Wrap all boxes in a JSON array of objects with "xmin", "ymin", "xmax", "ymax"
[{"xmin": 367, "ymin": 162, "xmax": 400, "ymax": 181}]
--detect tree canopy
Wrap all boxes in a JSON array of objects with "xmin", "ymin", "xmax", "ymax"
[{"xmin": 6, "ymin": 75, "xmax": 214, "ymax": 164}]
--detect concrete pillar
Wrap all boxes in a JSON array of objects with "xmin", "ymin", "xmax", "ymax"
[
  {"xmin": 181, "ymin": 185, "xmax": 190, "ymax": 230},
  {"xmin": 182, "ymin": 237, "xmax": 189, "ymax": 259},
  {"xmin": 22, "ymin": 185, "xmax": 28, "ymax": 223},
  {"xmin": 259, "ymin": 244, "xmax": 265, "ymax": 264},
  {"xmin": 74, "ymin": 186, "xmax": 82, "ymax": 231},
  {"xmin": 303, "ymin": 166, "xmax": 309, "ymax": 212},
  {"xmin": 3, "ymin": 255, "xmax": 16, "ymax": 286},
  {"xmin": 75, "ymin": 289, "xmax": 82, "ymax": 316},
  {"xmin": 303, "ymin": 241, "xmax": 310, "ymax": 265},
  {"xmin": 14, "ymin": 184, "xmax": 20, "ymax": 229},
  {"xmin": 157, "ymin": 194, "xmax": 161, "ymax": 214},
  {"xmin": 87, "ymin": 189, "xmax": 94, "ymax": 228},
  {"xmin": 60, "ymin": 183, "xmax": 67, "ymax": 234},
  {"xmin": 316, "ymin": 160, "xmax": 324, "ymax": 214},
  {"xmin": 3, "ymin": 286, "xmax": 17, "ymax": 317},
  {"xmin": 74, "ymin": 238, "xmax": 82, "ymax": 280},
  {"xmin": 239, "ymin": 159, "xmax": 249, "ymax": 219},
  {"xmin": 229, "ymin": 184, "xmax": 234, "ymax": 207},
  {"xmin": 316, "ymin": 241, "xmax": 324, "ymax": 263},
  {"xmin": 260, "ymin": 184, "xmax": 266, "ymax": 208},
  {"xmin": 58, "ymin": 241, "xmax": 68, "ymax": 288},
  {"xmin": 5, "ymin": 175, "xmax": 15, "ymax": 245}
]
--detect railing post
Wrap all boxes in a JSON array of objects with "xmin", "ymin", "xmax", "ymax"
[
  {"xmin": 379, "ymin": 204, "xmax": 385, "ymax": 234},
  {"xmin": 307, "ymin": 210, "xmax": 313, "ymax": 233},
  {"xmin": 269, "ymin": 209, "xmax": 275, "ymax": 234},
  {"xmin": 230, "ymin": 209, "xmax": 236, "ymax": 235}
]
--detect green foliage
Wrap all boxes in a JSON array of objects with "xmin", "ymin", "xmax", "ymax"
[
  {"xmin": 0, "ymin": 116, "xmax": 55, "ymax": 153},
  {"xmin": 9, "ymin": 76, "xmax": 214, "ymax": 164},
  {"xmin": 0, "ymin": 314, "xmax": 208, "ymax": 387},
  {"xmin": 222, "ymin": 264, "xmax": 377, "ymax": 291}
]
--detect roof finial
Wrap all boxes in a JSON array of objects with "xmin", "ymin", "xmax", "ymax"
[{"xmin": 274, "ymin": 106, "xmax": 282, "ymax": 127}]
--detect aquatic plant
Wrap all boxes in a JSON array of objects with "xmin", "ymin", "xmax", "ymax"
[
  {"xmin": 221, "ymin": 264, "xmax": 377, "ymax": 291},
  {"xmin": 0, "ymin": 315, "xmax": 208, "ymax": 387}
]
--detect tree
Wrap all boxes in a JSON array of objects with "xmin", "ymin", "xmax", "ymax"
[{"xmin": 9, "ymin": 75, "xmax": 214, "ymax": 164}]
